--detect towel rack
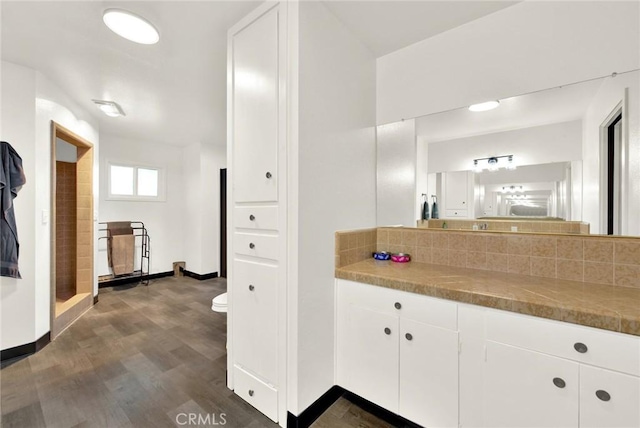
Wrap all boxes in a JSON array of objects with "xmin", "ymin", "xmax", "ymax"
[{"xmin": 98, "ymin": 221, "xmax": 150, "ymax": 285}]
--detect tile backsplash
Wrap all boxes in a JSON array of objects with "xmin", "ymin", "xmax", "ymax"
[
  {"xmin": 419, "ymin": 219, "xmax": 590, "ymax": 234},
  {"xmin": 335, "ymin": 228, "xmax": 377, "ymax": 268},
  {"xmin": 336, "ymin": 227, "xmax": 640, "ymax": 289}
]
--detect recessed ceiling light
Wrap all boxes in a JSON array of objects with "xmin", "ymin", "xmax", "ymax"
[
  {"xmin": 469, "ymin": 100, "xmax": 500, "ymax": 112},
  {"xmin": 92, "ymin": 100, "xmax": 126, "ymax": 117},
  {"xmin": 103, "ymin": 9, "xmax": 159, "ymax": 45}
]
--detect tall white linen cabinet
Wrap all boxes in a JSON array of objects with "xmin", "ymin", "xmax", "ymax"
[{"xmin": 226, "ymin": 1, "xmax": 378, "ymax": 426}]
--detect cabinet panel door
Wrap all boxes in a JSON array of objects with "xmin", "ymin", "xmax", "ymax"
[
  {"xmin": 485, "ymin": 341, "xmax": 579, "ymax": 428},
  {"xmin": 232, "ymin": 9, "xmax": 278, "ymax": 203},
  {"xmin": 580, "ymin": 365, "xmax": 640, "ymax": 428},
  {"xmin": 344, "ymin": 304, "xmax": 399, "ymax": 412},
  {"xmin": 445, "ymin": 171, "xmax": 469, "ymax": 210},
  {"xmin": 232, "ymin": 260, "xmax": 278, "ymax": 383},
  {"xmin": 399, "ymin": 319, "xmax": 459, "ymax": 428}
]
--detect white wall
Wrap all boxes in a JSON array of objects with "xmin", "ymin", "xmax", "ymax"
[
  {"xmin": 1, "ymin": 61, "xmax": 99, "ymax": 350},
  {"xmin": 98, "ymin": 134, "xmax": 184, "ymax": 276},
  {"xmin": 377, "ymin": 1, "xmax": 640, "ymax": 125},
  {"xmin": 182, "ymin": 142, "xmax": 225, "ymax": 275},
  {"xmin": 292, "ymin": 1, "xmax": 377, "ymax": 413},
  {"xmin": 1, "ymin": 62, "xmax": 37, "ymax": 350},
  {"xmin": 582, "ymin": 72, "xmax": 640, "ymax": 235},
  {"xmin": 426, "ymin": 120, "xmax": 582, "ymax": 173},
  {"xmin": 377, "ymin": 119, "xmax": 416, "ymax": 226}
]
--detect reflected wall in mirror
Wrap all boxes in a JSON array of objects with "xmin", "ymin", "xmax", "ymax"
[{"xmin": 402, "ymin": 70, "xmax": 640, "ymax": 236}]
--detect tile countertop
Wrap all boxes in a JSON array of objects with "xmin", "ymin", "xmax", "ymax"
[{"xmin": 336, "ymin": 259, "xmax": 640, "ymax": 336}]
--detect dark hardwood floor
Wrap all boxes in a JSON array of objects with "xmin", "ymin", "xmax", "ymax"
[{"xmin": 0, "ymin": 276, "xmax": 389, "ymax": 428}]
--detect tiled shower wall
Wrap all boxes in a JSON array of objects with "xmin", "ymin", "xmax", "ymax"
[
  {"xmin": 336, "ymin": 227, "xmax": 640, "ymax": 289},
  {"xmin": 56, "ymin": 161, "xmax": 76, "ymax": 299}
]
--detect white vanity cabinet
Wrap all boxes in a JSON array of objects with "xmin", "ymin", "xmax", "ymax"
[
  {"xmin": 227, "ymin": 2, "xmax": 287, "ymax": 423},
  {"xmin": 462, "ymin": 306, "xmax": 640, "ymax": 428},
  {"xmin": 336, "ymin": 279, "xmax": 459, "ymax": 428},
  {"xmin": 338, "ymin": 279, "xmax": 640, "ymax": 428}
]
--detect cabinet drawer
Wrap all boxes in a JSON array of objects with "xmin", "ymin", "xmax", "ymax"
[
  {"xmin": 338, "ymin": 279, "xmax": 457, "ymax": 331},
  {"xmin": 234, "ymin": 206, "xmax": 278, "ymax": 231},
  {"xmin": 233, "ymin": 365, "xmax": 278, "ymax": 422},
  {"xmin": 232, "ymin": 260, "xmax": 278, "ymax": 382},
  {"xmin": 445, "ymin": 209, "xmax": 467, "ymax": 218},
  {"xmin": 486, "ymin": 310, "xmax": 640, "ymax": 376},
  {"xmin": 234, "ymin": 232, "xmax": 278, "ymax": 260}
]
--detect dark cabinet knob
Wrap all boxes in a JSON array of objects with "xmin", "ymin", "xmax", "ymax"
[
  {"xmin": 249, "ymin": 285, "xmax": 254, "ymax": 291},
  {"xmin": 394, "ymin": 302, "xmax": 402, "ymax": 310},
  {"xmin": 266, "ymin": 172, "xmax": 272, "ymax": 179},
  {"xmin": 553, "ymin": 377, "xmax": 566, "ymax": 389},
  {"xmin": 248, "ymin": 389, "xmax": 254, "ymax": 397},
  {"xmin": 596, "ymin": 390, "xmax": 611, "ymax": 402},
  {"xmin": 574, "ymin": 342, "xmax": 588, "ymax": 353},
  {"xmin": 405, "ymin": 333, "xmax": 413, "ymax": 341},
  {"xmin": 384, "ymin": 327, "xmax": 391, "ymax": 335},
  {"xmin": 249, "ymin": 243, "xmax": 255, "ymax": 249},
  {"xmin": 249, "ymin": 215, "xmax": 255, "ymax": 221}
]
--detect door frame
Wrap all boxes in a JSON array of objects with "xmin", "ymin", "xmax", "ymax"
[
  {"xmin": 50, "ymin": 121, "xmax": 95, "ymax": 339},
  {"xmin": 599, "ymin": 100, "xmax": 626, "ymax": 235},
  {"xmin": 220, "ymin": 168, "xmax": 227, "ymax": 278}
]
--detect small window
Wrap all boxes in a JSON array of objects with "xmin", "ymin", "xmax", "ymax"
[{"xmin": 107, "ymin": 161, "xmax": 165, "ymax": 201}]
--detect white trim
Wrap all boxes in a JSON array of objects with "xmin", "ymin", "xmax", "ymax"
[{"xmin": 105, "ymin": 159, "xmax": 167, "ymax": 202}]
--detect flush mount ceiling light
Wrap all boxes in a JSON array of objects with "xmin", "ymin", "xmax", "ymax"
[
  {"xmin": 103, "ymin": 9, "xmax": 159, "ymax": 45},
  {"xmin": 92, "ymin": 99, "xmax": 126, "ymax": 117},
  {"xmin": 468, "ymin": 100, "xmax": 500, "ymax": 112}
]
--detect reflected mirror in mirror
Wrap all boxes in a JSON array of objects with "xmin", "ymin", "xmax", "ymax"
[{"xmin": 413, "ymin": 70, "xmax": 640, "ymax": 236}]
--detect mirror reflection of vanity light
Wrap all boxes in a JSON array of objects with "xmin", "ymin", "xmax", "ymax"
[{"xmin": 473, "ymin": 155, "xmax": 515, "ymax": 172}]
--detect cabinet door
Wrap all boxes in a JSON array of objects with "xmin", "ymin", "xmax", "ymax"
[
  {"xmin": 343, "ymin": 304, "xmax": 399, "ymax": 412},
  {"xmin": 445, "ymin": 171, "xmax": 469, "ymax": 210},
  {"xmin": 399, "ymin": 318, "xmax": 459, "ymax": 428},
  {"xmin": 232, "ymin": 260, "xmax": 278, "ymax": 383},
  {"xmin": 485, "ymin": 341, "xmax": 579, "ymax": 428},
  {"xmin": 580, "ymin": 365, "xmax": 640, "ymax": 428},
  {"xmin": 231, "ymin": 9, "xmax": 279, "ymax": 203}
]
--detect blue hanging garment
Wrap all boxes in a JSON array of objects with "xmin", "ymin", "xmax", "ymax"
[
  {"xmin": 0, "ymin": 141, "xmax": 26, "ymax": 278},
  {"xmin": 431, "ymin": 195, "xmax": 439, "ymax": 219},
  {"xmin": 421, "ymin": 194, "xmax": 429, "ymax": 220}
]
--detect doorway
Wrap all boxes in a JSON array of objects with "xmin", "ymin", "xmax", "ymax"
[
  {"xmin": 220, "ymin": 168, "xmax": 227, "ymax": 278},
  {"xmin": 602, "ymin": 111, "xmax": 623, "ymax": 235},
  {"xmin": 51, "ymin": 122, "xmax": 95, "ymax": 338}
]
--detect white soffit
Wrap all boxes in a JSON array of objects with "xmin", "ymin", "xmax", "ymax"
[{"xmin": 322, "ymin": 0, "xmax": 520, "ymax": 57}]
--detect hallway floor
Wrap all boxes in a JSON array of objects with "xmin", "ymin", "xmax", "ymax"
[{"xmin": 1, "ymin": 276, "xmax": 390, "ymax": 428}]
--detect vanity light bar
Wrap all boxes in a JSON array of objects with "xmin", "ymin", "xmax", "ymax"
[{"xmin": 473, "ymin": 155, "xmax": 515, "ymax": 172}]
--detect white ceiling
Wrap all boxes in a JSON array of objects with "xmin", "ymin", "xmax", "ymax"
[
  {"xmin": 1, "ymin": 1, "xmax": 259, "ymax": 147},
  {"xmin": 323, "ymin": 1, "xmax": 519, "ymax": 57},
  {"xmin": 1, "ymin": 1, "xmax": 519, "ymax": 148}
]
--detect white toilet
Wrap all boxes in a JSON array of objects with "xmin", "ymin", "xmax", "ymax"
[{"xmin": 211, "ymin": 292, "xmax": 227, "ymax": 313}]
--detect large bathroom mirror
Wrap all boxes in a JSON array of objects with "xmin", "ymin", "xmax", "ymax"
[{"xmin": 378, "ymin": 69, "xmax": 640, "ymax": 236}]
